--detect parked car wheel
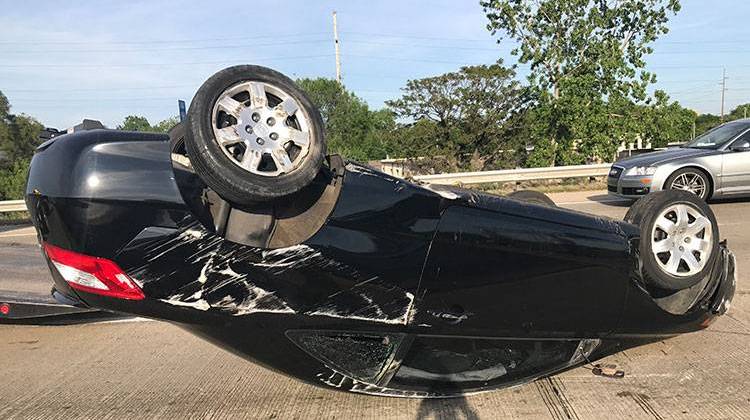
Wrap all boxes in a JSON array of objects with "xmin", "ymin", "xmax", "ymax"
[
  {"xmin": 625, "ymin": 190, "xmax": 719, "ymax": 291},
  {"xmin": 665, "ymin": 167, "xmax": 711, "ymax": 201},
  {"xmin": 506, "ymin": 190, "xmax": 556, "ymax": 207},
  {"xmin": 185, "ymin": 65, "xmax": 326, "ymax": 204}
]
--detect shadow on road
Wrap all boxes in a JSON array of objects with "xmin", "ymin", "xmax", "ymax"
[
  {"xmin": 415, "ymin": 395, "xmax": 479, "ymax": 420},
  {"xmin": 709, "ymin": 196, "xmax": 750, "ymax": 205},
  {"xmin": 586, "ymin": 194, "xmax": 633, "ymax": 207},
  {"xmin": 413, "ymin": 356, "xmax": 479, "ymax": 420}
]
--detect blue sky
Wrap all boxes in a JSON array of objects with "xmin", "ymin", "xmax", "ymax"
[{"xmin": 1, "ymin": 0, "xmax": 749, "ymax": 129}]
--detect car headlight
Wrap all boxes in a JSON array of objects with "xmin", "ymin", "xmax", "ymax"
[{"xmin": 625, "ymin": 166, "xmax": 657, "ymax": 176}]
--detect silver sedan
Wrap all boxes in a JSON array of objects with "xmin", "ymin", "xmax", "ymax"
[{"xmin": 608, "ymin": 119, "xmax": 750, "ymax": 200}]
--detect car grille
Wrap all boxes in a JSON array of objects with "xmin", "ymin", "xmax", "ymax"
[{"xmin": 608, "ymin": 166, "xmax": 623, "ymax": 180}]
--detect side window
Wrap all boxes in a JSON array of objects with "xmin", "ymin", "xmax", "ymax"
[{"xmin": 730, "ymin": 130, "xmax": 750, "ymax": 149}]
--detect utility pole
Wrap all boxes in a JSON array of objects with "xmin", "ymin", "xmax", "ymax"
[
  {"xmin": 720, "ymin": 68, "xmax": 727, "ymax": 122},
  {"xmin": 332, "ymin": 11, "xmax": 342, "ymax": 84}
]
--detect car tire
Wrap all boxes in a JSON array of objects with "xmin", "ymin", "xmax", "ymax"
[
  {"xmin": 169, "ymin": 122, "xmax": 186, "ymax": 155},
  {"xmin": 625, "ymin": 190, "xmax": 719, "ymax": 291},
  {"xmin": 185, "ymin": 65, "xmax": 326, "ymax": 204},
  {"xmin": 664, "ymin": 168, "xmax": 712, "ymax": 201},
  {"xmin": 506, "ymin": 190, "xmax": 556, "ymax": 207}
]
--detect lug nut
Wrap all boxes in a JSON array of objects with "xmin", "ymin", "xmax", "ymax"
[
  {"xmin": 266, "ymin": 117, "xmax": 276, "ymax": 126},
  {"xmin": 256, "ymin": 138, "xmax": 265, "ymax": 145},
  {"xmin": 270, "ymin": 132, "xmax": 278, "ymax": 140},
  {"xmin": 252, "ymin": 112, "xmax": 261, "ymax": 122},
  {"xmin": 245, "ymin": 125, "xmax": 253, "ymax": 133}
]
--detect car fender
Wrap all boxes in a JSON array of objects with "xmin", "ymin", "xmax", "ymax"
[{"xmin": 655, "ymin": 161, "xmax": 720, "ymax": 195}]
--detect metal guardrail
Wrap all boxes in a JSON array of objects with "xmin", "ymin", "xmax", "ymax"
[
  {"xmin": 0, "ymin": 200, "xmax": 26, "ymax": 213},
  {"xmin": 0, "ymin": 163, "xmax": 613, "ymax": 211},
  {"xmin": 413, "ymin": 163, "xmax": 612, "ymax": 185}
]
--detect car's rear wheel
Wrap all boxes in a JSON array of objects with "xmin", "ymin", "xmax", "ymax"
[
  {"xmin": 625, "ymin": 190, "xmax": 719, "ymax": 291},
  {"xmin": 506, "ymin": 190, "xmax": 556, "ymax": 207},
  {"xmin": 665, "ymin": 168, "xmax": 711, "ymax": 201},
  {"xmin": 185, "ymin": 65, "xmax": 326, "ymax": 204}
]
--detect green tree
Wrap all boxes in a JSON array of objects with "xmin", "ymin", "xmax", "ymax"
[
  {"xmin": 153, "ymin": 116, "xmax": 180, "ymax": 133},
  {"xmin": 694, "ymin": 113, "xmax": 721, "ymax": 137},
  {"xmin": 0, "ymin": 158, "xmax": 30, "ymax": 200},
  {"xmin": 117, "ymin": 115, "xmax": 152, "ymax": 132},
  {"xmin": 387, "ymin": 61, "xmax": 528, "ymax": 170},
  {"xmin": 0, "ymin": 90, "xmax": 44, "ymax": 167},
  {"xmin": 482, "ymin": 0, "xmax": 681, "ymax": 165},
  {"xmin": 117, "ymin": 115, "xmax": 179, "ymax": 133},
  {"xmin": 297, "ymin": 78, "xmax": 394, "ymax": 161},
  {"xmin": 0, "ymin": 91, "xmax": 42, "ymax": 198},
  {"xmin": 0, "ymin": 91, "xmax": 9, "ymax": 119},
  {"xmin": 641, "ymin": 90, "xmax": 695, "ymax": 147},
  {"xmin": 727, "ymin": 103, "xmax": 750, "ymax": 122},
  {"xmin": 1, "ymin": 115, "xmax": 43, "ymax": 164}
]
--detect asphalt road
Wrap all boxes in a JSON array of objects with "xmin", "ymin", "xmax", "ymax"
[{"xmin": 1, "ymin": 191, "xmax": 749, "ymax": 419}]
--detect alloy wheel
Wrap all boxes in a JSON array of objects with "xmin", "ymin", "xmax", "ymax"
[
  {"xmin": 670, "ymin": 172, "xmax": 707, "ymax": 199},
  {"xmin": 210, "ymin": 81, "xmax": 312, "ymax": 177},
  {"xmin": 650, "ymin": 203, "xmax": 713, "ymax": 277}
]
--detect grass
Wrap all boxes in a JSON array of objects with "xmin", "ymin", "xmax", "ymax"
[
  {"xmin": 0, "ymin": 211, "xmax": 31, "ymax": 225},
  {"xmin": 469, "ymin": 177, "xmax": 607, "ymax": 196}
]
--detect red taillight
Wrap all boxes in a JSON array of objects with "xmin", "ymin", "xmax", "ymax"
[{"xmin": 43, "ymin": 242, "xmax": 144, "ymax": 300}]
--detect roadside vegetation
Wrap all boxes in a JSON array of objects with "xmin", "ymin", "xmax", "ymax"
[{"xmin": 0, "ymin": 0, "xmax": 747, "ymax": 197}]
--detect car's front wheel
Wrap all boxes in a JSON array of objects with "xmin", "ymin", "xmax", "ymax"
[
  {"xmin": 665, "ymin": 168, "xmax": 711, "ymax": 201},
  {"xmin": 185, "ymin": 65, "xmax": 326, "ymax": 204},
  {"xmin": 625, "ymin": 190, "xmax": 719, "ymax": 291}
]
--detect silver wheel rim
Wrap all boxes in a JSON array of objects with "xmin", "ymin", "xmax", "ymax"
[
  {"xmin": 651, "ymin": 203, "xmax": 713, "ymax": 277},
  {"xmin": 211, "ymin": 81, "xmax": 312, "ymax": 177},
  {"xmin": 670, "ymin": 172, "xmax": 706, "ymax": 198}
]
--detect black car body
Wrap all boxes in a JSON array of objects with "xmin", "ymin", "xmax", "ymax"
[{"xmin": 24, "ymin": 129, "xmax": 735, "ymax": 397}]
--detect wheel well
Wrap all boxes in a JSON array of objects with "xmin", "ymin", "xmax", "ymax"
[{"xmin": 664, "ymin": 166, "xmax": 714, "ymax": 197}]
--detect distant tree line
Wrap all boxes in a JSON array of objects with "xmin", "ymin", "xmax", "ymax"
[{"xmin": 117, "ymin": 115, "xmax": 179, "ymax": 133}]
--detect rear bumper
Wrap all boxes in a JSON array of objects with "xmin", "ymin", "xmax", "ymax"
[{"xmin": 0, "ymin": 288, "xmax": 109, "ymax": 324}]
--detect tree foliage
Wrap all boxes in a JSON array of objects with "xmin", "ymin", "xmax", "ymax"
[
  {"xmin": 387, "ymin": 61, "xmax": 528, "ymax": 170},
  {"xmin": 297, "ymin": 78, "xmax": 395, "ymax": 161},
  {"xmin": 641, "ymin": 90, "xmax": 695, "ymax": 147},
  {"xmin": 0, "ymin": 158, "xmax": 30, "ymax": 200},
  {"xmin": 482, "ymin": 0, "xmax": 681, "ymax": 165},
  {"xmin": 0, "ymin": 91, "xmax": 43, "ymax": 199},
  {"xmin": 117, "ymin": 115, "xmax": 179, "ymax": 133},
  {"xmin": 0, "ymin": 90, "xmax": 44, "ymax": 168}
]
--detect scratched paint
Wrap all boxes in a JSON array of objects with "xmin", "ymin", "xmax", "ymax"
[{"xmin": 125, "ymin": 223, "xmax": 418, "ymax": 323}]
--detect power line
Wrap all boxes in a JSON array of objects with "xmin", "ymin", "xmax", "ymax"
[
  {"xmin": 4, "ymin": 29, "xmax": 743, "ymax": 47},
  {"xmin": 1, "ymin": 85, "xmax": 194, "ymax": 93},
  {"xmin": 345, "ymin": 30, "xmax": 750, "ymax": 46},
  {"xmin": 341, "ymin": 31, "xmax": 495, "ymax": 43},
  {"xmin": 0, "ymin": 39, "xmax": 330, "ymax": 54},
  {"xmin": 10, "ymin": 97, "xmax": 179, "ymax": 102},
  {"xmin": 0, "ymin": 32, "xmax": 329, "ymax": 46},
  {"xmin": 0, "ymin": 54, "xmax": 334, "ymax": 68}
]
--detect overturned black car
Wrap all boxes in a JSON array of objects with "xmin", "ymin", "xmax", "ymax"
[{"xmin": 24, "ymin": 65, "xmax": 735, "ymax": 397}]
